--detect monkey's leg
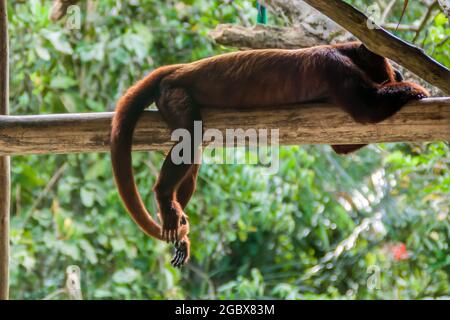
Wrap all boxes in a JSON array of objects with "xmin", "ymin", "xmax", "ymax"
[
  {"xmin": 155, "ymin": 154, "xmax": 195, "ymax": 243},
  {"xmin": 170, "ymin": 155, "xmax": 200, "ymax": 268},
  {"xmin": 154, "ymin": 87, "xmax": 202, "ymax": 244},
  {"xmin": 177, "ymin": 163, "xmax": 201, "ymax": 209},
  {"xmin": 162, "ymin": 162, "xmax": 200, "ymax": 268}
]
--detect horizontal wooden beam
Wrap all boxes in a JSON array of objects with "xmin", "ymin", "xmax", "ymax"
[{"xmin": 0, "ymin": 98, "xmax": 449, "ymax": 156}]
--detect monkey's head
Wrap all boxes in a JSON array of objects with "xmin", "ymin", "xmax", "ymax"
[
  {"xmin": 356, "ymin": 44, "xmax": 401, "ymax": 84},
  {"xmin": 393, "ymin": 69, "xmax": 404, "ymax": 82}
]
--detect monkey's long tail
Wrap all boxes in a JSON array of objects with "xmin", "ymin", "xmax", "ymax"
[{"xmin": 110, "ymin": 65, "xmax": 181, "ymax": 241}]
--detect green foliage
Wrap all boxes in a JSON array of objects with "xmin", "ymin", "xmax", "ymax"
[{"xmin": 7, "ymin": 1, "xmax": 449, "ymax": 299}]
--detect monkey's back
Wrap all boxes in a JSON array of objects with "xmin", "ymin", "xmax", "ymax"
[{"xmin": 163, "ymin": 47, "xmax": 336, "ymax": 109}]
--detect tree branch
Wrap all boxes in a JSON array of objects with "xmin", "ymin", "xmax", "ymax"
[
  {"xmin": 381, "ymin": 0, "xmax": 397, "ymax": 23},
  {"xmin": 382, "ymin": 23, "xmax": 419, "ymax": 31},
  {"xmin": 412, "ymin": 1, "xmax": 439, "ymax": 43},
  {"xmin": 211, "ymin": 0, "xmax": 354, "ymax": 49},
  {"xmin": 438, "ymin": 0, "xmax": 450, "ymax": 18},
  {"xmin": 209, "ymin": 24, "xmax": 327, "ymax": 49},
  {"xmin": 264, "ymin": 0, "xmax": 353, "ymax": 42}
]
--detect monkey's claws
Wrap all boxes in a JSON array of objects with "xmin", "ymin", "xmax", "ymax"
[
  {"xmin": 416, "ymin": 93, "xmax": 427, "ymax": 99},
  {"xmin": 171, "ymin": 240, "xmax": 189, "ymax": 268},
  {"xmin": 161, "ymin": 213, "xmax": 181, "ymax": 244},
  {"xmin": 162, "ymin": 226, "xmax": 179, "ymax": 244}
]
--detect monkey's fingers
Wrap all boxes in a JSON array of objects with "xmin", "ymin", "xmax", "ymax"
[
  {"xmin": 171, "ymin": 245, "xmax": 184, "ymax": 268},
  {"xmin": 162, "ymin": 228, "xmax": 178, "ymax": 243},
  {"xmin": 171, "ymin": 229, "xmax": 179, "ymax": 243},
  {"xmin": 171, "ymin": 249, "xmax": 184, "ymax": 268},
  {"xmin": 161, "ymin": 212, "xmax": 183, "ymax": 243},
  {"xmin": 171, "ymin": 240, "xmax": 189, "ymax": 268}
]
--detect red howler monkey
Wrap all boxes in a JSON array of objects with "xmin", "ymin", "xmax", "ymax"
[{"xmin": 110, "ymin": 42, "xmax": 429, "ymax": 268}]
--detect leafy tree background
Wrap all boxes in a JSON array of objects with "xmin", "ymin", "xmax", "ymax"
[{"xmin": 6, "ymin": 0, "xmax": 449, "ymax": 299}]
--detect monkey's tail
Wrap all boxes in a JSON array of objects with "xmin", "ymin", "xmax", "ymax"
[{"xmin": 110, "ymin": 65, "xmax": 180, "ymax": 241}]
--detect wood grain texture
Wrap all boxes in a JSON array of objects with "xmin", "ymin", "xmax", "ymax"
[
  {"xmin": 0, "ymin": 98, "xmax": 449, "ymax": 156},
  {"xmin": 300, "ymin": 0, "xmax": 450, "ymax": 94},
  {"xmin": 0, "ymin": 0, "xmax": 10, "ymax": 301}
]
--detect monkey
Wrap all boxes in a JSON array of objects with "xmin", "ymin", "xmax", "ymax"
[{"xmin": 110, "ymin": 42, "xmax": 429, "ymax": 268}]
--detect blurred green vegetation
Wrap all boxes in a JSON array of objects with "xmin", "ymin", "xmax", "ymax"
[{"xmin": 6, "ymin": 0, "xmax": 449, "ymax": 299}]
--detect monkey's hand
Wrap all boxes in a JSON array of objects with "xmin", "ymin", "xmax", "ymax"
[
  {"xmin": 171, "ymin": 237, "xmax": 190, "ymax": 268},
  {"xmin": 360, "ymin": 82, "xmax": 430, "ymax": 124},
  {"xmin": 378, "ymin": 82, "xmax": 430, "ymax": 102}
]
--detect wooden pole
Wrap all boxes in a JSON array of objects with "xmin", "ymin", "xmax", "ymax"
[
  {"xmin": 0, "ymin": 98, "xmax": 448, "ymax": 156},
  {"xmin": 0, "ymin": 0, "xmax": 10, "ymax": 300}
]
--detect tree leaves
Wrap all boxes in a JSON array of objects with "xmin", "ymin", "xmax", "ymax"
[{"xmin": 42, "ymin": 30, "xmax": 73, "ymax": 55}]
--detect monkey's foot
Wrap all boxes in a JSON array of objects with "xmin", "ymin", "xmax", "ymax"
[
  {"xmin": 161, "ymin": 214, "xmax": 180, "ymax": 243},
  {"xmin": 159, "ymin": 201, "xmax": 184, "ymax": 243},
  {"xmin": 171, "ymin": 238, "xmax": 190, "ymax": 268}
]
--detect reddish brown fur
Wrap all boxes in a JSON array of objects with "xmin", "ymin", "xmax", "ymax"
[{"xmin": 110, "ymin": 42, "xmax": 429, "ymax": 267}]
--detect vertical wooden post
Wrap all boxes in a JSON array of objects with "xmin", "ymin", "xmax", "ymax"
[{"xmin": 0, "ymin": 0, "xmax": 10, "ymax": 300}]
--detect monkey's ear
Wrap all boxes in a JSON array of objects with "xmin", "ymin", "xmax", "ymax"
[
  {"xmin": 358, "ymin": 44, "xmax": 382, "ymax": 60},
  {"xmin": 394, "ymin": 69, "xmax": 404, "ymax": 82},
  {"xmin": 359, "ymin": 43, "xmax": 369, "ymax": 52}
]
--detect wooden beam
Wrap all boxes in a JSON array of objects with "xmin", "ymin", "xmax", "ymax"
[
  {"xmin": 0, "ymin": 98, "xmax": 449, "ymax": 156},
  {"xmin": 0, "ymin": 0, "xmax": 10, "ymax": 300},
  {"xmin": 300, "ymin": 0, "xmax": 450, "ymax": 94}
]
